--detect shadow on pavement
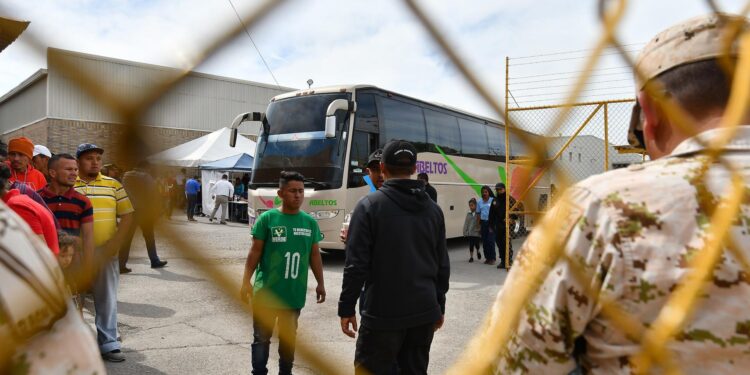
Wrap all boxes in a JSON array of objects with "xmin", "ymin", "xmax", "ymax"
[
  {"xmin": 106, "ymin": 350, "xmax": 168, "ymax": 375},
  {"xmin": 134, "ymin": 268, "xmax": 206, "ymax": 283},
  {"xmin": 118, "ymin": 301, "xmax": 176, "ymax": 319}
]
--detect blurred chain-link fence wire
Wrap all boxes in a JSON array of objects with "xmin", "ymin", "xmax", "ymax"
[{"xmin": 2, "ymin": 0, "xmax": 750, "ymax": 374}]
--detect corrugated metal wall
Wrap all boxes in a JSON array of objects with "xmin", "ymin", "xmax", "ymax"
[
  {"xmin": 0, "ymin": 76, "xmax": 46, "ymax": 133},
  {"xmin": 46, "ymin": 49, "xmax": 293, "ymax": 131}
]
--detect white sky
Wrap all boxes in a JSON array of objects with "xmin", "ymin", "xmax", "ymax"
[{"xmin": 0, "ymin": 0, "xmax": 745, "ymax": 129}]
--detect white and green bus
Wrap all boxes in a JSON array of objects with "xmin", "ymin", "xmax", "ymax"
[{"xmin": 230, "ymin": 85, "xmax": 547, "ymax": 251}]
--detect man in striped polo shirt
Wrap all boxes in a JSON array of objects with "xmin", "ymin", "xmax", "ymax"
[
  {"xmin": 74, "ymin": 143, "xmax": 134, "ymax": 363},
  {"xmin": 39, "ymin": 153, "xmax": 95, "ymax": 286}
]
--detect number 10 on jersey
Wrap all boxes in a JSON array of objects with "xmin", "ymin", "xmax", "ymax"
[{"xmin": 284, "ymin": 252, "xmax": 301, "ymax": 279}]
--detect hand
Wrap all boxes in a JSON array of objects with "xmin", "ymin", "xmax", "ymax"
[
  {"xmin": 434, "ymin": 315, "xmax": 445, "ymax": 331},
  {"xmin": 339, "ymin": 228, "xmax": 348, "ymax": 243},
  {"xmin": 240, "ymin": 283, "xmax": 252, "ymax": 304},
  {"xmin": 340, "ymin": 316, "xmax": 358, "ymax": 338},
  {"xmin": 316, "ymin": 284, "xmax": 326, "ymax": 303}
]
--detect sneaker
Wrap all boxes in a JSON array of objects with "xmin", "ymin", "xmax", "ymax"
[
  {"xmin": 220, "ymin": 221, "xmax": 227, "ymax": 225},
  {"xmin": 188, "ymin": 218, "xmax": 197, "ymax": 222},
  {"xmin": 209, "ymin": 218, "xmax": 214, "ymax": 223},
  {"xmin": 469, "ymin": 258, "xmax": 474, "ymax": 263},
  {"xmin": 477, "ymin": 252, "xmax": 482, "ymax": 260},
  {"xmin": 151, "ymin": 260, "xmax": 168, "ymax": 269},
  {"xmin": 119, "ymin": 267, "xmax": 132, "ymax": 274},
  {"xmin": 102, "ymin": 349, "xmax": 125, "ymax": 362}
]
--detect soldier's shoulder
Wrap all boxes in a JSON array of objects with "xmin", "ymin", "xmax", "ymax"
[{"xmin": 574, "ymin": 156, "xmax": 701, "ymax": 199}]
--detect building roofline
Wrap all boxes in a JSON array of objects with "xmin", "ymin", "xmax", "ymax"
[
  {"xmin": 46, "ymin": 47, "xmax": 297, "ymax": 92},
  {"xmin": 0, "ymin": 68, "xmax": 47, "ymax": 105}
]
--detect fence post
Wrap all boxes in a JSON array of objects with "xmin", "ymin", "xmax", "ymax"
[
  {"xmin": 604, "ymin": 102, "xmax": 609, "ymax": 171},
  {"xmin": 504, "ymin": 56, "xmax": 511, "ymax": 268}
]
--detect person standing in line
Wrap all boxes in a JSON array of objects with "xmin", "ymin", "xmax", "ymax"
[
  {"xmin": 497, "ymin": 14, "xmax": 750, "ymax": 373},
  {"xmin": 463, "ymin": 198, "xmax": 482, "ymax": 262},
  {"xmin": 417, "ymin": 172, "xmax": 438, "ymax": 203},
  {"xmin": 74, "ymin": 143, "xmax": 134, "ymax": 363},
  {"xmin": 119, "ymin": 160, "xmax": 168, "ymax": 273},
  {"xmin": 0, "ymin": 164, "xmax": 59, "ymax": 254},
  {"xmin": 184, "ymin": 175, "xmax": 200, "ymax": 222},
  {"xmin": 32, "ymin": 144, "xmax": 52, "ymax": 183},
  {"xmin": 209, "ymin": 174, "xmax": 233, "ymax": 224},
  {"xmin": 39, "ymin": 153, "xmax": 95, "ymax": 288},
  {"xmin": 234, "ymin": 177, "xmax": 245, "ymax": 198},
  {"xmin": 6, "ymin": 137, "xmax": 47, "ymax": 191},
  {"xmin": 490, "ymin": 182, "xmax": 517, "ymax": 269},
  {"xmin": 476, "ymin": 185, "xmax": 495, "ymax": 265},
  {"xmin": 340, "ymin": 148, "xmax": 384, "ymax": 243},
  {"xmin": 339, "ymin": 140, "xmax": 450, "ymax": 375},
  {"xmin": 240, "ymin": 171, "xmax": 326, "ymax": 375}
]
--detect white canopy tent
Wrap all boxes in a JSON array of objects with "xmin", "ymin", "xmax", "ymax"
[{"xmin": 148, "ymin": 127, "xmax": 256, "ymax": 168}]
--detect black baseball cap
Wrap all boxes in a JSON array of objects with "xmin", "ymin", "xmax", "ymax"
[
  {"xmin": 367, "ymin": 149, "xmax": 383, "ymax": 167},
  {"xmin": 495, "ymin": 182, "xmax": 506, "ymax": 189},
  {"xmin": 382, "ymin": 140, "xmax": 417, "ymax": 167},
  {"xmin": 76, "ymin": 143, "xmax": 104, "ymax": 159}
]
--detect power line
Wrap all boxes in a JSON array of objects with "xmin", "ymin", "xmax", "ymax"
[
  {"xmin": 514, "ymin": 93, "xmax": 634, "ymax": 104},
  {"xmin": 511, "ymin": 73, "xmax": 633, "ymax": 86},
  {"xmin": 509, "ymin": 49, "xmax": 641, "ymax": 66},
  {"xmin": 510, "ymin": 42, "xmax": 646, "ymax": 60},
  {"xmin": 512, "ymin": 78, "xmax": 634, "ymax": 91},
  {"xmin": 509, "ymin": 66, "xmax": 631, "ymax": 80},
  {"xmin": 512, "ymin": 85, "xmax": 634, "ymax": 99},
  {"xmin": 227, "ymin": 0, "xmax": 281, "ymax": 88}
]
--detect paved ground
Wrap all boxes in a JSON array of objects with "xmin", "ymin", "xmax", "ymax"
[{"xmin": 89, "ymin": 215, "xmax": 522, "ymax": 375}]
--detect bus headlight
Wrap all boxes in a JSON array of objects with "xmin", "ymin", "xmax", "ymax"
[{"xmin": 309, "ymin": 210, "xmax": 340, "ymax": 220}]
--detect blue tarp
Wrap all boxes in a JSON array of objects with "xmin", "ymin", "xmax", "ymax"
[{"xmin": 199, "ymin": 153, "xmax": 254, "ymax": 171}]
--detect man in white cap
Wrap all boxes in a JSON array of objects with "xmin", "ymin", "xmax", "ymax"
[
  {"xmin": 496, "ymin": 14, "xmax": 750, "ymax": 374},
  {"xmin": 32, "ymin": 144, "xmax": 52, "ymax": 183}
]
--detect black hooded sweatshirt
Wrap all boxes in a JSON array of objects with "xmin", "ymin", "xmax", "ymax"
[{"xmin": 338, "ymin": 179, "xmax": 450, "ymax": 330}]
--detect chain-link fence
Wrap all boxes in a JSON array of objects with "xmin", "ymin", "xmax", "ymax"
[{"xmin": 2, "ymin": 0, "xmax": 750, "ymax": 374}]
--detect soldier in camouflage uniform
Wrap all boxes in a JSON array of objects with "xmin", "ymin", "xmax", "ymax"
[{"xmin": 496, "ymin": 14, "xmax": 750, "ymax": 374}]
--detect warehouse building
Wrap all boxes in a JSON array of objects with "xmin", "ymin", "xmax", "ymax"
[
  {"xmin": 0, "ymin": 48, "xmax": 294, "ymax": 161},
  {"xmin": 547, "ymin": 134, "xmax": 644, "ymax": 183}
]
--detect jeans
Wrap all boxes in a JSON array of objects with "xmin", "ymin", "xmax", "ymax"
[
  {"xmin": 480, "ymin": 220, "xmax": 496, "ymax": 261},
  {"xmin": 210, "ymin": 195, "xmax": 229, "ymax": 222},
  {"xmin": 119, "ymin": 215, "xmax": 161, "ymax": 268},
  {"xmin": 93, "ymin": 256, "xmax": 120, "ymax": 353},
  {"xmin": 186, "ymin": 194, "xmax": 198, "ymax": 219},
  {"xmin": 251, "ymin": 306, "xmax": 301, "ymax": 375},
  {"xmin": 354, "ymin": 322, "xmax": 436, "ymax": 375}
]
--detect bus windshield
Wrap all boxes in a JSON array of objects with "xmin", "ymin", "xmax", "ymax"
[{"xmin": 251, "ymin": 93, "xmax": 350, "ymax": 189}]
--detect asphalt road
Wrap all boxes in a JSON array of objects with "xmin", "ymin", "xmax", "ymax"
[{"xmin": 92, "ymin": 216, "xmax": 521, "ymax": 375}]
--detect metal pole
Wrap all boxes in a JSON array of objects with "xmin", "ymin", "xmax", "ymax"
[
  {"xmin": 505, "ymin": 56, "xmax": 511, "ymax": 269},
  {"xmin": 604, "ymin": 103, "xmax": 609, "ymax": 171}
]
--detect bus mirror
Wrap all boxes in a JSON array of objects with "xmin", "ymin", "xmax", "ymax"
[
  {"xmin": 230, "ymin": 128, "xmax": 239, "ymax": 147},
  {"xmin": 324, "ymin": 116, "xmax": 337, "ymax": 138}
]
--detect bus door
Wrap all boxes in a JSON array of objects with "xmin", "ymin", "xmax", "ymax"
[{"xmin": 348, "ymin": 93, "xmax": 379, "ymax": 188}]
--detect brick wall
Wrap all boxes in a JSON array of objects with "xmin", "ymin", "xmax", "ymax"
[{"xmin": 3, "ymin": 118, "xmax": 209, "ymax": 165}]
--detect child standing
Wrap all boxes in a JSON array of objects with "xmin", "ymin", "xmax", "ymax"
[
  {"xmin": 57, "ymin": 232, "xmax": 83, "ymax": 312},
  {"xmin": 463, "ymin": 198, "xmax": 482, "ymax": 262}
]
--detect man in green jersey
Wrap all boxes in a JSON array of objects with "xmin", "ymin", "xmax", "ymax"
[{"xmin": 241, "ymin": 171, "xmax": 326, "ymax": 375}]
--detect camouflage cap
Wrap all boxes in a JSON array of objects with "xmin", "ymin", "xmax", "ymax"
[{"xmin": 635, "ymin": 13, "xmax": 749, "ymax": 90}]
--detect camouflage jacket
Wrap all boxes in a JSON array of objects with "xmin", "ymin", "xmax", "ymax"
[
  {"xmin": 0, "ymin": 201, "xmax": 105, "ymax": 374},
  {"xmin": 496, "ymin": 126, "xmax": 750, "ymax": 374}
]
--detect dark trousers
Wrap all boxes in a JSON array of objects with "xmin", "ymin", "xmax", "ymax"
[
  {"xmin": 468, "ymin": 236, "xmax": 480, "ymax": 255},
  {"xmin": 251, "ymin": 306, "xmax": 301, "ymax": 375},
  {"xmin": 495, "ymin": 223, "xmax": 513, "ymax": 267},
  {"xmin": 354, "ymin": 323, "xmax": 435, "ymax": 375},
  {"xmin": 480, "ymin": 220, "xmax": 496, "ymax": 261},
  {"xmin": 186, "ymin": 194, "xmax": 198, "ymax": 219},
  {"xmin": 119, "ymin": 215, "xmax": 160, "ymax": 268}
]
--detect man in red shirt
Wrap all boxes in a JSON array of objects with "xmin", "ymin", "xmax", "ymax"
[
  {"xmin": 0, "ymin": 163, "xmax": 59, "ymax": 254},
  {"xmin": 39, "ymin": 153, "xmax": 95, "ymax": 282},
  {"xmin": 7, "ymin": 137, "xmax": 47, "ymax": 191}
]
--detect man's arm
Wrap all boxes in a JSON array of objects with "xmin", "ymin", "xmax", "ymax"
[
  {"xmin": 103, "ymin": 212, "xmax": 133, "ymax": 258},
  {"xmin": 309, "ymin": 243, "xmax": 325, "ymax": 303},
  {"xmin": 435, "ymin": 210, "xmax": 450, "ymax": 331},
  {"xmin": 496, "ymin": 187, "xmax": 622, "ymax": 373},
  {"xmin": 240, "ymin": 238, "xmax": 265, "ymax": 303},
  {"xmin": 79, "ymin": 221, "xmax": 95, "ymax": 288},
  {"xmin": 338, "ymin": 199, "xmax": 373, "ymax": 338}
]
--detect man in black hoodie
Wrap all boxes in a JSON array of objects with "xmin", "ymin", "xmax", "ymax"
[{"xmin": 338, "ymin": 140, "xmax": 450, "ymax": 375}]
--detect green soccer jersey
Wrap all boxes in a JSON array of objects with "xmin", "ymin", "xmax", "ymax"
[{"xmin": 251, "ymin": 208, "xmax": 322, "ymax": 309}]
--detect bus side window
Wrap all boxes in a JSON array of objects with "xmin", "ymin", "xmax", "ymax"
[
  {"xmin": 378, "ymin": 96, "xmax": 428, "ymax": 152},
  {"xmin": 458, "ymin": 118, "xmax": 489, "ymax": 158},
  {"xmin": 425, "ymin": 109, "xmax": 461, "ymax": 155}
]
